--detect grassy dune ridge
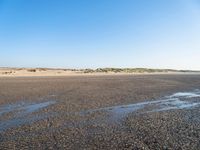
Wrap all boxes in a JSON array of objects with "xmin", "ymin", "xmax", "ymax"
[{"xmin": 80, "ymin": 68, "xmax": 199, "ymax": 73}]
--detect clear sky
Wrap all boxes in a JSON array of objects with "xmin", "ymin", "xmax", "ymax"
[{"xmin": 0, "ymin": 0, "xmax": 200, "ymax": 70}]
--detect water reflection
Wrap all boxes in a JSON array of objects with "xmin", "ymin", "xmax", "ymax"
[
  {"xmin": 0, "ymin": 101, "xmax": 55, "ymax": 132},
  {"xmin": 84, "ymin": 90, "xmax": 200, "ymax": 123}
]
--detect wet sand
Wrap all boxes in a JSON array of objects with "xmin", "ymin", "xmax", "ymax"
[{"xmin": 0, "ymin": 74, "xmax": 200, "ymax": 149}]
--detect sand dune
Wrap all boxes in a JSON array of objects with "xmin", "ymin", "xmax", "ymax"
[{"xmin": 0, "ymin": 68, "xmax": 198, "ymax": 77}]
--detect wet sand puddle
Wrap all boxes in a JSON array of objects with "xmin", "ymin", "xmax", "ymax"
[
  {"xmin": 0, "ymin": 101, "xmax": 55, "ymax": 132},
  {"xmin": 82, "ymin": 90, "xmax": 200, "ymax": 124},
  {"xmin": 1, "ymin": 90, "xmax": 200, "ymax": 133}
]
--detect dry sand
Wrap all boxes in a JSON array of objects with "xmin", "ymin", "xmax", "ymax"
[{"xmin": 0, "ymin": 68, "xmax": 81, "ymax": 77}]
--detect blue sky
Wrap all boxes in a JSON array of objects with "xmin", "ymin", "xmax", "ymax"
[{"xmin": 0, "ymin": 0, "xmax": 200, "ymax": 70}]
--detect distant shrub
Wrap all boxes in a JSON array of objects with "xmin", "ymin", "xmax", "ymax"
[
  {"xmin": 2, "ymin": 71, "xmax": 12, "ymax": 74},
  {"xmin": 96, "ymin": 68, "xmax": 108, "ymax": 73},
  {"xmin": 96, "ymin": 68, "xmax": 123, "ymax": 73},
  {"xmin": 38, "ymin": 68, "xmax": 47, "ymax": 71},
  {"xmin": 84, "ymin": 69, "xmax": 94, "ymax": 73},
  {"xmin": 27, "ymin": 69, "xmax": 37, "ymax": 72},
  {"xmin": 63, "ymin": 69, "xmax": 77, "ymax": 71}
]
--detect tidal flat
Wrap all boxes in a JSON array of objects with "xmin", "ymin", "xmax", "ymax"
[{"xmin": 0, "ymin": 74, "xmax": 200, "ymax": 149}]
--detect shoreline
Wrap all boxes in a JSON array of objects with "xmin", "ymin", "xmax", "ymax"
[
  {"xmin": 0, "ymin": 72, "xmax": 200, "ymax": 77},
  {"xmin": 0, "ymin": 73, "xmax": 200, "ymax": 78}
]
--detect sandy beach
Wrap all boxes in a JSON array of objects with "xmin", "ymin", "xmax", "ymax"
[{"xmin": 0, "ymin": 74, "xmax": 200, "ymax": 149}]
